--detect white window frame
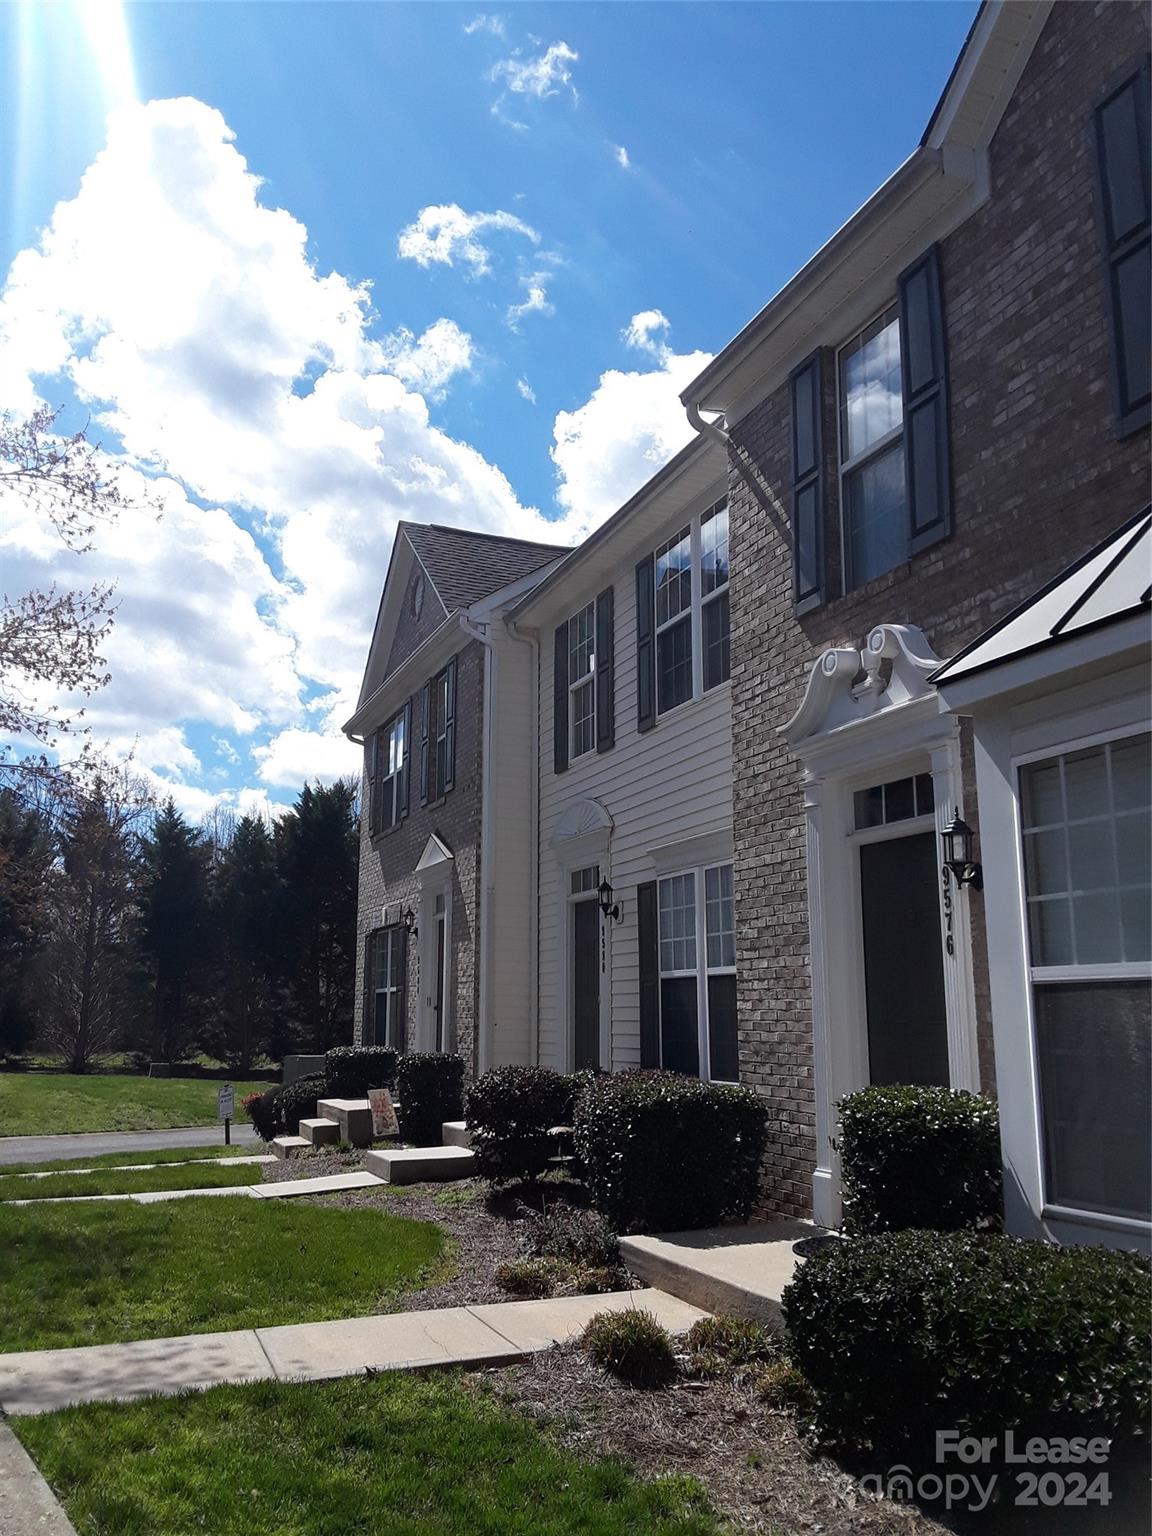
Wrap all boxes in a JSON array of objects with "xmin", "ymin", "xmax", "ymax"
[
  {"xmin": 433, "ymin": 667, "xmax": 450, "ymax": 796},
  {"xmin": 374, "ymin": 712, "xmax": 406, "ymax": 833},
  {"xmin": 836, "ymin": 302, "xmax": 906, "ymax": 591},
  {"xmin": 1013, "ymin": 723, "xmax": 1151, "ymax": 1226},
  {"xmin": 369, "ymin": 925, "xmax": 404, "ymax": 1048},
  {"xmin": 651, "ymin": 496, "xmax": 730, "ymax": 718},
  {"xmin": 656, "ymin": 860, "xmax": 737, "ymax": 1083},
  {"xmin": 700, "ymin": 499, "xmax": 731, "ymax": 694},
  {"xmin": 567, "ymin": 601, "xmax": 597, "ymax": 760}
]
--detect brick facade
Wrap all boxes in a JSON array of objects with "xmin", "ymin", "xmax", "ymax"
[
  {"xmin": 386, "ymin": 567, "xmax": 448, "ymax": 678},
  {"xmin": 354, "ymin": 638, "xmax": 485, "ymax": 1076},
  {"xmin": 727, "ymin": 1, "xmax": 1151, "ymax": 1217}
]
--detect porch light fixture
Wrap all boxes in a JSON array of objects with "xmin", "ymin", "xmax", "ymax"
[
  {"xmin": 942, "ymin": 809, "xmax": 983, "ymax": 891},
  {"xmin": 597, "ymin": 876, "xmax": 621, "ymax": 923},
  {"xmin": 402, "ymin": 905, "xmax": 418, "ymax": 936}
]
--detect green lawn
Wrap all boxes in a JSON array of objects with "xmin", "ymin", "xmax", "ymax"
[
  {"xmin": 0, "ymin": 1144, "xmax": 255, "ymax": 1174},
  {"xmin": 0, "ymin": 1196, "xmax": 445, "ymax": 1351},
  {"xmin": 16, "ymin": 1374, "xmax": 717, "ymax": 1536},
  {"xmin": 0, "ymin": 1162, "xmax": 263, "ymax": 1201},
  {"xmin": 0, "ymin": 1072, "xmax": 268, "ymax": 1135}
]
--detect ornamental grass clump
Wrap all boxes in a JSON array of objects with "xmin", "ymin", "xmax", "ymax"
[
  {"xmin": 836, "ymin": 1083, "xmax": 1002, "ymax": 1234},
  {"xmin": 574, "ymin": 1071, "xmax": 767, "ymax": 1233},
  {"xmin": 685, "ymin": 1314, "xmax": 780, "ymax": 1381},
  {"xmin": 582, "ymin": 1308, "xmax": 678, "ymax": 1389}
]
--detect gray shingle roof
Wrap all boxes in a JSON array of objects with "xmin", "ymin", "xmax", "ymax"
[{"xmin": 402, "ymin": 522, "xmax": 571, "ymax": 613}]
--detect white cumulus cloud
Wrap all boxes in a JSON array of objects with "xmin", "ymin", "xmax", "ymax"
[
  {"xmin": 396, "ymin": 204, "xmax": 539, "ymax": 277},
  {"xmin": 379, "ymin": 318, "xmax": 474, "ymax": 398},
  {"xmin": 506, "ymin": 273, "xmax": 554, "ymax": 329},
  {"xmin": 463, "ymin": 14, "xmax": 505, "ymax": 37},
  {"xmin": 491, "ymin": 41, "xmax": 578, "ymax": 100}
]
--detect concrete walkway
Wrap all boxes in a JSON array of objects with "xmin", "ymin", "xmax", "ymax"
[
  {"xmin": 0, "ymin": 1124, "xmax": 259, "ymax": 1167},
  {"xmin": 7, "ymin": 1170, "xmax": 383, "ymax": 1207},
  {"xmin": 0, "ymin": 1288, "xmax": 707, "ymax": 1416},
  {"xmin": 620, "ymin": 1219, "xmax": 820, "ymax": 1326},
  {"xmin": 0, "ymin": 1423, "xmax": 79, "ymax": 1535}
]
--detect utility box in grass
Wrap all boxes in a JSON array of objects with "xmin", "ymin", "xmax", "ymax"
[
  {"xmin": 148, "ymin": 1062, "xmax": 171, "ymax": 1077},
  {"xmin": 282, "ymin": 1054, "xmax": 327, "ymax": 1086}
]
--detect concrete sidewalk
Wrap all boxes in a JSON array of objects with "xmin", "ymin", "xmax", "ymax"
[
  {"xmin": 0, "ymin": 1288, "xmax": 707, "ymax": 1416},
  {"xmin": 0, "ymin": 1423, "xmax": 79, "ymax": 1535}
]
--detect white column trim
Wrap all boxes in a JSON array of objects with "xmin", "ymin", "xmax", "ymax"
[{"xmin": 930, "ymin": 727, "xmax": 982, "ymax": 1092}]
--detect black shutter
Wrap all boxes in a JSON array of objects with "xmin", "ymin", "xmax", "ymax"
[
  {"xmin": 443, "ymin": 659, "xmax": 456, "ymax": 795},
  {"xmin": 362, "ymin": 930, "xmax": 375, "ymax": 1045},
  {"xmin": 366, "ymin": 732, "xmax": 379, "ymax": 836},
  {"xmin": 595, "ymin": 586, "xmax": 615, "ymax": 753},
  {"xmin": 395, "ymin": 927, "xmax": 408, "ymax": 1053},
  {"xmin": 638, "ymin": 880, "xmax": 660, "ymax": 1068},
  {"xmin": 398, "ymin": 700, "xmax": 412, "ymax": 819},
  {"xmin": 635, "ymin": 555, "xmax": 656, "ymax": 733},
  {"xmin": 1093, "ymin": 61, "xmax": 1151, "ymax": 435},
  {"xmin": 419, "ymin": 681, "xmax": 431, "ymax": 804},
  {"xmin": 898, "ymin": 244, "xmax": 952, "ymax": 553},
  {"xmin": 553, "ymin": 620, "xmax": 570, "ymax": 773},
  {"xmin": 790, "ymin": 351, "xmax": 824, "ymax": 612}
]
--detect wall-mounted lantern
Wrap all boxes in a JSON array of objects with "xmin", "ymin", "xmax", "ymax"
[
  {"xmin": 597, "ymin": 876, "xmax": 622, "ymax": 923},
  {"xmin": 402, "ymin": 905, "xmax": 418, "ymax": 937},
  {"xmin": 942, "ymin": 809, "xmax": 983, "ymax": 891}
]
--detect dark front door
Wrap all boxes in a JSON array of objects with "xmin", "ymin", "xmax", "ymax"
[
  {"xmin": 573, "ymin": 899, "xmax": 600, "ymax": 1070},
  {"xmin": 859, "ymin": 831, "xmax": 949, "ymax": 1086},
  {"xmin": 433, "ymin": 912, "xmax": 446, "ymax": 1052}
]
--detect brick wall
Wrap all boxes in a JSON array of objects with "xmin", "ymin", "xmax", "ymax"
[
  {"xmin": 354, "ymin": 638, "xmax": 485, "ymax": 1077},
  {"xmin": 728, "ymin": 0, "xmax": 1151, "ymax": 1218},
  {"xmin": 386, "ymin": 566, "xmax": 449, "ymax": 678}
]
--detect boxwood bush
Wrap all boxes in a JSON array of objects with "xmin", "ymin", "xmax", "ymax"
[
  {"xmin": 837, "ymin": 1084, "xmax": 1002, "ymax": 1233},
  {"xmin": 573, "ymin": 1071, "xmax": 767, "ymax": 1233},
  {"xmin": 466, "ymin": 1065, "xmax": 576, "ymax": 1185},
  {"xmin": 782, "ymin": 1230, "xmax": 1151, "ymax": 1458},
  {"xmin": 324, "ymin": 1045, "xmax": 397, "ymax": 1097},
  {"xmin": 277, "ymin": 1072, "xmax": 328, "ymax": 1134},
  {"xmin": 395, "ymin": 1052, "xmax": 465, "ymax": 1146}
]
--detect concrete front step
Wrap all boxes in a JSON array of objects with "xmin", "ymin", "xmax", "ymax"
[
  {"xmin": 299, "ymin": 1117, "xmax": 340, "ymax": 1147},
  {"xmin": 619, "ymin": 1219, "xmax": 818, "ymax": 1328},
  {"xmin": 441, "ymin": 1120, "xmax": 472, "ymax": 1148},
  {"xmin": 315, "ymin": 1099, "xmax": 373, "ymax": 1147},
  {"xmin": 271, "ymin": 1135, "xmax": 309, "ymax": 1161},
  {"xmin": 364, "ymin": 1145, "xmax": 476, "ymax": 1185}
]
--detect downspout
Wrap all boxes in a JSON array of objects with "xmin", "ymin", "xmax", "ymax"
[
  {"xmin": 507, "ymin": 618, "xmax": 540, "ymax": 1066},
  {"xmin": 685, "ymin": 399, "xmax": 730, "ymax": 448},
  {"xmin": 458, "ymin": 615, "xmax": 496, "ymax": 1076}
]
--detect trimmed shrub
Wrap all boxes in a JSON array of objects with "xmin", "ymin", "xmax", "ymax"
[
  {"xmin": 277, "ymin": 1072, "xmax": 328, "ymax": 1134},
  {"xmin": 466, "ymin": 1066, "xmax": 575, "ymax": 1185},
  {"xmin": 685, "ymin": 1315, "xmax": 779, "ymax": 1379},
  {"xmin": 837, "ymin": 1084, "xmax": 1002, "ymax": 1234},
  {"xmin": 782, "ymin": 1230, "xmax": 1152, "ymax": 1458},
  {"xmin": 520, "ymin": 1204, "xmax": 620, "ymax": 1270},
  {"xmin": 395, "ymin": 1052, "xmax": 465, "ymax": 1147},
  {"xmin": 244, "ymin": 1086, "xmax": 282, "ymax": 1142},
  {"xmin": 582, "ymin": 1308, "xmax": 678, "ymax": 1389},
  {"xmin": 324, "ymin": 1045, "xmax": 397, "ymax": 1097},
  {"xmin": 574, "ymin": 1071, "xmax": 767, "ymax": 1233}
]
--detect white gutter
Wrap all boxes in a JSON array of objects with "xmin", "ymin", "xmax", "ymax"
[
  {"xmin": 685, "ymin": 400, "xmax": 729, "ymax": 448},
  {"xmin": 458, "ymin": 613, "xmax": 496, "ymax": 1076},
  {"xmin": 507, "ymin": 618, "xmax": 540, "ymax": 1066}
]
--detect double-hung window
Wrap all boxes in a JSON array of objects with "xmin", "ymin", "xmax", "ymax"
[
  {"xmin": 1019, "ymin": 731, "xmax": 1150, "ymax": 1222},
  {"xmin": 646, "ymin": 497, "xmax": 731, "ymax": 722},
  {"xmin": 568, "ymin": 602, "xmax": 596, "ymax": 759},
  {"xmin": 420, "ymin": 658, "xmax": 456, "ymax": 803},
  {"xmin": 369, "ymin": 710, "xmax": 407, "ymax": 835},
  {"xmin": 656, "ymin": 862, "xmax": 738, "ymax": 1081},
  {"xmin": 366, "ymin": 925, "xmax": 406, "ymax": 1050},
  {"xmin": 839, "ymin": 305, "xmax": 907, "ymax": 588}
]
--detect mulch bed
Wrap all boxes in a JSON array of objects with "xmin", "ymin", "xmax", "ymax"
[{"xmin": 478, "ymin": 1342, "xmax": 951, "ymax": 1536}]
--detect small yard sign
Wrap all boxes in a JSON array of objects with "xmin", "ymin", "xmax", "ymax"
[
  {"xmin": 368, "ymin": 1087, "xmax": 399, "ymax": 1138},
  {"xmin": 217, "ymin": 1083, "xmax": 235, "ymax": 1121}
]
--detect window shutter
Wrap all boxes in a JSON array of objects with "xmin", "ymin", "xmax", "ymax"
[
  {"xmin": 419, "ymin": 682, "xmax": 431, "ymax": 804},
  {"xmin": 553, "ymin": 620, "xmax": 570, "ymax": 773},
  {"xmin": 790, "ymin": 351, "xmax": 824, "ymax": 612},
  {"xmin": 395, "ymin": 927, "xmax": 408, "ymax": 1053},
  {"xmin": 1093, "ymin": 61, "xmax": 1151, "ymax": 435},
  {"xmin": 898, "ymin": 244, "xmax": 952, "ymax": 553},
  {"xmin": 443, "ymin": 659, "xmax": 457, "ymax": 795},
  {"xmin": 638, "ymin": 881, "xmax": 660, "ymax": 1067},
  {"xmin": 595, "ymin": 586, "xmax": 615, "ymax": 753},
  {"xmin": 366, "ymin": 733, "xmax": 379, "ymax": 836},
  {"xmin": 362, "ymin": 930, "xmax": 374, "ymax": 1045},
  {"xmin": 398, "ymin": 700, "xmax": 412, "ymax": 820},
  {"xmin": 635, "ymin": 555, "xmax": 656, "ymax": 733}
]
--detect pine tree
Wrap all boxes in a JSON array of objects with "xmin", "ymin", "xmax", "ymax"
[
  {"xmin": 0, "ymin": 788, "xmax": 56, "ymax": 1056},
  {"xmin": 211, "ymin": 814, "xmax": 278, "ymax": 1072},
  {"xmin": 137, "ymin": 799, "xmax": 212, "ymax": 1063}
]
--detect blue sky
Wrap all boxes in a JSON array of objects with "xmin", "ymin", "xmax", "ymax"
[{"xmin": 0, "ymin": 1, "xmax": 976, "ymax": 818}]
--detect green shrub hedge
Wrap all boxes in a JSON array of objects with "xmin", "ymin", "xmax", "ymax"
[
  {"xmin": 277, "ymin": 1072, "xmax": 328, "ymax": 1134},
  {"xmin": 837, "ymin": 1084, "xmax": 1002, "ymax": 1234},
  {"xmin": 395, "ymin": 1052, "xmax": 464, "ymax": 1146},
  {"xmin": 466, "ymin": 1065, "xmax": 575, "ymax": 1185},
  {"xmin": 782, "ymin": 1230, "xmax": 1151, "ymax": 1458},
  {"xmin": 573, "ymin": 1071, "xmax": 767, "ymax": 1233},
  {"xmin": 324, "ymin": 1046, "xmax": 397, "ymax": 1097}
]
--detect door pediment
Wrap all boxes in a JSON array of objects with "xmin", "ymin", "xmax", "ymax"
[
  {"xmin": 781, "ymin": 624, "xmax": 946, "ymax": 747},
  {"xmin": 415, "ymin": 833, "xmax": 454, "ymax": 873}
]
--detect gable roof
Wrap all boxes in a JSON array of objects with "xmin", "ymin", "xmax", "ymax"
[
  {"xmin": 403, "ymin": 522, "xmax": 571, "ymax": 614},
  {"xmin": 931, "ymin": 509, "xmax": 1151, "ymax": 687}
]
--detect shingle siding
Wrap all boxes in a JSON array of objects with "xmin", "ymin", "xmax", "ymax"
[{"xmin": 728, "ymin": 0, "xmax": 1152, "ymax": 1218}]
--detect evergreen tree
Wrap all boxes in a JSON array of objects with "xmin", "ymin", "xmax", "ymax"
[
  {"xmin": 211, "ymin": 814, "xmax": 278, "ymax": 1072},
  {"xmin": 137, "ymin": 799, "xmax": 212, "ymax": 1063},
  {"xmin": 274, "ymin": 780, "xmax": 359, "ymax": 1052},
  {"xmin": 0, "ymin": 788, "xmax": 56, "ymax": 1056}
]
